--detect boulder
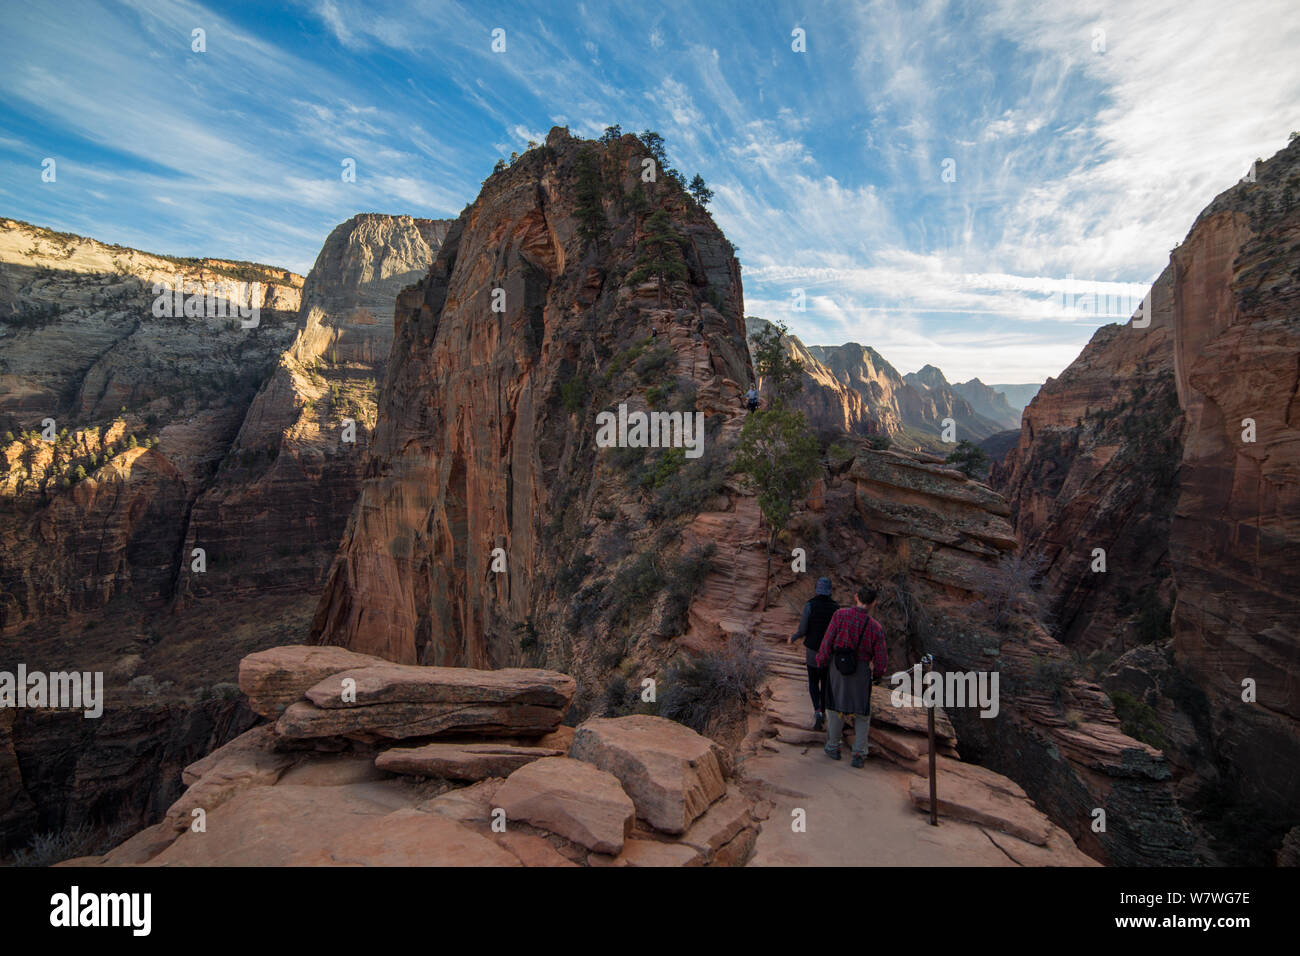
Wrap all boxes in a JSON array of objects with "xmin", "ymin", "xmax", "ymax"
[
  {"xmin": 493, "ymin": 756, "xmax": 634, "ymax": 855},
  {"xmin": 239, "ymin": 645, "xmax": 382, "ymax": 718},
  {"xmin": 275, "ymin": 699, "xmax": 564, "ymax": 741},
  {"xmin": 375, "ymin": 743, "xmax": 563, "ymax": 780},
  {"xmin": 570, "ymin": 715, "xmax": 728, "ymax": 834},
  {"xmin": 304, "ymin": 663, "xmax": 575, "ymax": 710}
]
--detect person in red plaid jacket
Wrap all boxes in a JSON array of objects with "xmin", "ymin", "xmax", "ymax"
[{"xmin": 814, "ymin": 584, "xmax": 887, "ymax": 767}]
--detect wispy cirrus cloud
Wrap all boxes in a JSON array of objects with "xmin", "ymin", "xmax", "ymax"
[{"xmin": 1, "ymin": 0, "xmax": 1295, "ymax": 383}]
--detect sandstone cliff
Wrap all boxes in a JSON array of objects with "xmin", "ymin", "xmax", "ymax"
[
  {"xmin": 311, "ymin": 128, "xmax": 752, "ymax": 722},
  {"xmin": 806, "ymin": 343, "xmax": 1004, "ymax": 449},
  {"xmin": 995, "ymin": 136, "xmax": 1300, "ymax": 863},
  {"xmin": 0, "ymin": 213, "xmax": 448, "ymax": 854},
  {"xmin": 743, "ymin": 316, "xmax": 881, "ymax": 437}
]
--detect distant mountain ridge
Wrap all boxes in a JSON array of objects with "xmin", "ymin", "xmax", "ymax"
[
  {"xmin": 988, "ymin": 383, "xmax": 1043, "ymax": 413},
  {"xmin": 744, "ymin": 317, "xmax": 1009, "ymax": 449}
]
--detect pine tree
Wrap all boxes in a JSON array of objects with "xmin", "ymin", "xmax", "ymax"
[
  {"xmin": 748, "ymin": 320, "xmax": 804, "ymax": 409},
  {"xmin": 574, "ymin": 147, "xmax": 607, "ymax": 246},
  {"xmin": 945, "ymin": 439, "xmax": 988, "ymax": 478},
  {"xmin": 628, "ymin": 209, "xmax": 687, "ymax": 306},
  {"xmin": 688, "ymin": 174, "xmax": 714, "ymax": 208},
  {"xmin": 734, "ymin": 406, "xmax": 821, "ymax": 603}
]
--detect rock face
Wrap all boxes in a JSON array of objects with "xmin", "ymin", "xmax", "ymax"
[
  {"xmin": 309, "ymin": 128, "xmax": 753, "ymax": 714},
  {"xmin": 993, "ymin": 265, "xmax": 1183, "ymax": 654},
  {"xmin": 0, "ymin": 214, "xmax": 449, "ymax": 854},
  {"xmin": 744, "ymin": 317, "xmax": 1008, "ymax": 452},
  {"xmin": 744, "ymin": 316, "xmax": 881, "ymax": 437},
  {"xmin": 993, "ymin": 137, "xmax": 1300, "ymax": 863}
]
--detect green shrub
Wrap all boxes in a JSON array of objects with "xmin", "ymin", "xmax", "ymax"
[
  {"xmin": 560, "ymin": 375, "xmax": 589, "ymax": 414},
  {"xmin": 658, "ymin": 633, "xmax": 766, "ymax": 734},
  {"xmin": 633, "ymin": 345, "xmax": 673, "ymax": 382},
  {"xmin": 1108, "ymin": 690, "xmax": 1167, "ymax": 750}
]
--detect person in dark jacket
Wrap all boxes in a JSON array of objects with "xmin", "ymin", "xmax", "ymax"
[
  {"xmin": 815, "ymin": 584, "xmax": 887, "ymax": 768},
  {"xmin": 787, "ymin": 577, "xmax": 839, "ymax": 731}
]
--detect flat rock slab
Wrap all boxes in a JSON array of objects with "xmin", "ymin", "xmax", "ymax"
[
  {"xmin": 494, "ymin": 756, "xmax": 634, "ymax": 855},
  {"xmin": 870, "ymin": 693, "xmax": 957, "ymax": 744},
  {"xmin": 304, "ymin": 663, "xmax": 575, "ymax": 710},
  {"xmin": 908, "ymin": 769, "xmax": 1053, "ymax": 845},
  {"xmin": 589, "ymin": 838, "xmax": 703, "ymax": 867},
  {"xmin": 147, "ymin": 784, "xmax": 418, "ymax": 866},
  {"xmin": 239, "ymin": 645, "xmax": 383, "ymax": 718},
  {"xmin": 287, "ymin": 808, "xmax": 521, "ymax": 866},
  {"xmin": 166, "ymin": 725, "xmax": 299, "ymax": 830},
  {"xmin": 376, "ymin": 743, "xmax": 563, "ymax": 780},
  {"xmin": 418, "ymin": 779, "xmax": 503, "ymax": 824},
  {"xmin": 276, "ymin": 699, "xmax": 565, "ymax": 740},
  {"xmin": 570, "ymin": 715, "xmax": 728, "ymax": 834}
]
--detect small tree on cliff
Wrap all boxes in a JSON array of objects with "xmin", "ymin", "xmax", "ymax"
[
  {"xmin": 945, "ymin": 439, "xmax": 988, "ymax": 478},
  {"xmin": 688, "ymin": 174, "xmax": 714, "ymax": 208},
  {"xmin": 748, "ymin": 320, "xmax": 804, "ymax": 409},
  {"xmin": 735, "ymin": 320, "xmax": 818, "ymax": 604},
  {"xmin": 628, "ymin": 209, "xmax": 687, "ymax": 306},
  {"xmin": 734, "ymin": 407, "xmax": 821, "ymax": 605}
]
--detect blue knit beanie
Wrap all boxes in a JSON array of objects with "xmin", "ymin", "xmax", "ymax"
[{"xmin": 815, "ymin": 577, "xmax": 832, "ymax": 596}]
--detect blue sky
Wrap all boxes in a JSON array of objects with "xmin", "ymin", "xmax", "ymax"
[{"xmin": 2, "ymin": 0, "xmax": 1297, "ymax": 383}]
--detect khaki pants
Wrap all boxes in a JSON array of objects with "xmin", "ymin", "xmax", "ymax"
[{"xmin": 825, "ymin": 709, "xmax": 870, "ymax": 757}]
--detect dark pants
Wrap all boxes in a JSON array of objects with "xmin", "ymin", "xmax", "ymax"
[{"xmin": 804, "ymin": 647, "xmax": 827, "ymax": 715}]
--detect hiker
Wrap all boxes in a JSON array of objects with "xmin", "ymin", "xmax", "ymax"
[
  {"xmin": 745, "ymin": 385, "xmax": 760, "ymax": 413},
  {"xmin": 815, "ymin": 584, "xmax": 887, "ymax": 768},
  {"xmin": 787, "ymin": 576, "xmax": 839, "ymax": 731}
]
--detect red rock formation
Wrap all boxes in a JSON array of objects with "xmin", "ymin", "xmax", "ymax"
[
  {"xmin": 0, "ymin": 214, "xmax": 449, "ymax": 855},
  {"xmin": 311, "ymin": 128, "xmax": 752, "ymax": 693},
  {"xmin": 993, "ymin": 265, "xmax": 1183, "ymax": 654},
  {"xmin": 995, "ymin": 136, "xmax": 1300, "ymax": 862}
]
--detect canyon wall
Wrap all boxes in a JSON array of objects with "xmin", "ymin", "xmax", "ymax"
[
  {"xmin": 995, "ymin": 137, "xmax": 1300, "ymax": 863},
  {"xmin": 0, "ymin": 213, "xmax": 449, "ymax": 853}
]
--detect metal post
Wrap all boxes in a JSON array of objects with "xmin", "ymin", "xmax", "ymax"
[{"xmin": 922, "ymin": 653, "xmax": 937, "ymax": 826}]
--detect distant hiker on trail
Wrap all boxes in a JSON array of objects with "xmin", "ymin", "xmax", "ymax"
[
  {"xmin": 815, "ymin": 584, "xmax": 887, "ymax": 768},
  {"xmin": 787, "ymin": 576, "xmax": 839, "ymax": 731},
  {"xmin": 745, "ymin": 386, "xmax": 760, "ymax": 412}
]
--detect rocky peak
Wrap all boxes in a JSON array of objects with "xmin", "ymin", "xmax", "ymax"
[
  {"xmin": 310, "ymin": 129, "xmax": 751, "ymax": 713},
  {"xmin": 906, "ymin": 364, "xmax": 949, "ymax": 391}
]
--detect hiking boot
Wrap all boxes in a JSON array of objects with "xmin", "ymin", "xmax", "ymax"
[
  {"xmin": 825, "ymin": 748, "xmax": 841, "ymax": 761},
  {"xmin": 851, "ymin": 755, "xmax": 866, "ymax": 769},
  {"xmin": 812, "ymin": 712, "xmax": 825, "ymax": 731}
]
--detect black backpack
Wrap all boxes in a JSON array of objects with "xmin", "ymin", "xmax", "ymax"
[{"xmin": 833, "ymin": 644, "xmax": 857, "ymax": 676}]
